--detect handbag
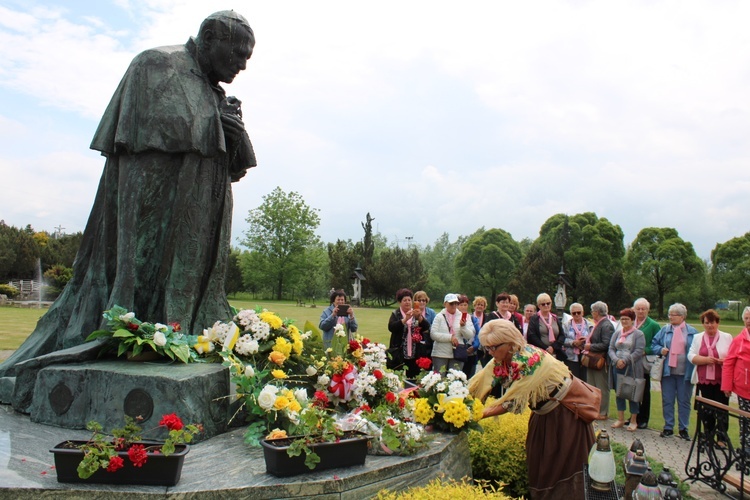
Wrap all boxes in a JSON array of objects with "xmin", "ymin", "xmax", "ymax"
[
  {"xmin": 616, "ymin": 365, "xmax": 647, "ymax": 403},
  {"xmin": 642, "ymin": 354, "xmax": 658, "ymax": 373},
  {"xmin": 581, "ymin": 351, "xmax": 606, "ymax": 370},
  {"xmin": 453, "ymin": 343, "xmax": 469, "ymax": 362},
  {"xmin": 553, "ymin": 376, "xmax": 602, "ymax": 423},
  {"xmin": 649, "ymin": 355, "xmax": 665, "ymax": 382}
]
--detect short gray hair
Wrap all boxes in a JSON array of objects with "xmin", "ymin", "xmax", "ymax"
[
  {"xmin": 633, "ymin": 297, "xmax": 650, "ymax": 309},
  {"xmin": 668, "ymin": 303, "xmax": 688, "ymax": 318},
  {"xmin": 569, "ymin": 302, "xmax": 583, "ymax": 312},
  {"xmin": 743, "ymin": 306, "xmax": 750, "ymax": 317},
  {"xmin": 591, "ymin": 301, "xmax": 608, "ymax": 316}
]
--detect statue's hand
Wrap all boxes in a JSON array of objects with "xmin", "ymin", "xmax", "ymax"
[{"xmin": 221, "ymin": 112, "xmax": 245, "ymax": 141}]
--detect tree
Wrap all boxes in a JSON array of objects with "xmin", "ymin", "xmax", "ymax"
[
  {"xmin": 241, "ymin": 187, "xmax": 321, "ymax": 300},
  {"xmin": 455, "ymin": 228, "xmax": 522, "ymax": 302},
  {"xmin": 367, "ymin": 247, "xmax": 427, "ymax": 306},
  {"xmin": 509, "ymin": 213, "xmax": 625, "ymax": 307},
  {"xmin": 327, "ymin": 239, "xmax": 362, "ymax": 293},
  {"xmin": 626, "ymin": 227, "xmax": 704, "ymax": 318},
  {"xmin": 225, "ymin": 248, "xmax": 244, "ymax": 296},
  {"xmin": 420, "ymin": 232, "xmax": 466, "ymax": 301},
  {"xmin": 712, "ymin": 232, "xmax": 750, "ymax": 300}
]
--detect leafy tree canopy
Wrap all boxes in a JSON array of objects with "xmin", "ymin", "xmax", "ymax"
[
  {"xmin": 712, "ymin": 232, "xmax": 750, "ymax": 300},
  {"xmin": 455, "ymin": 228, "xmax": 522, "ymax": 303}
]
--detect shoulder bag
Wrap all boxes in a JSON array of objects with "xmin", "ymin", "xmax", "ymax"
[
  {"xmin": 616, "ymin": 364, "xmax": 647, "ymax": 403},
  {"xmin": 581, "ymin": 351, "xmax": 606, "ymax": 370},
  {"xmin": 649, "ymin": 355, "xmax": 665, "ymax": 382},
  {"xmin": 551, "ymin": 376, "xmax": 602, "ymax": 423}
]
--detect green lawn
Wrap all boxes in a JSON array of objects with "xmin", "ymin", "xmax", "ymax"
[{"xmin": 0, "ymin": 300, "xmax": 396, "ymax": 349}]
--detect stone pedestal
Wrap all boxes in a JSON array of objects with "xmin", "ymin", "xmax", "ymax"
[{"xmin": 29, "ymin": 361, "xmax": 229, "ymax": 441}]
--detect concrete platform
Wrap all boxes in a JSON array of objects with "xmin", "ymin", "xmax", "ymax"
[{"xmin": 0, "ymin": 403, "xmax": 472, "ymax": 499}]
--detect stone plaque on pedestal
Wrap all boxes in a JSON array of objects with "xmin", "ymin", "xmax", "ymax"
[{"xmin": 29, "ymin": 361, "xmax": 229, "ymax": 441}]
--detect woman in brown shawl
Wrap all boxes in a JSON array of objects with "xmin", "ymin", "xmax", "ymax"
[{"xmin": 469, "ymin": 319, "xmax": 595, "ymax": 499}]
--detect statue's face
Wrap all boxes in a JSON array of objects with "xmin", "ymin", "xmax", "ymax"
[{"xmin": 206, "ymin": 29, "xmax": 254, "ymax": 84}]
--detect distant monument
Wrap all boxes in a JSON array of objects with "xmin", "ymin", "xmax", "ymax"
[{"xmin": 0, "ymin": 11, "xmax": 257, "ymax": 409}]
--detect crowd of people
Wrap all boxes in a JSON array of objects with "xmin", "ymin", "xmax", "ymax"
[{"xmin": 320, "ymin": 288, "xmax": 750, "ymax": 499}]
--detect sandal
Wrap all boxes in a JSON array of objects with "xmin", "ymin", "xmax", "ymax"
[
  {"xmin": 627, "ymin": 423, "xmax": 638, "ymax": 432},
  {"xmin": 611, "ymin": 421, "xmax": 625, "ymax": 428}
]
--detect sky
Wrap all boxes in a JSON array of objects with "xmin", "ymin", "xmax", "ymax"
[{"xmin": 2, "ymin": 0, "xmax": 750, "ymax": 260}]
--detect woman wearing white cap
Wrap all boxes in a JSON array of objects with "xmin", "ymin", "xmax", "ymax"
[{"xmin": 431, "ymin": 293, "xmax": 475, "ymax": 373}]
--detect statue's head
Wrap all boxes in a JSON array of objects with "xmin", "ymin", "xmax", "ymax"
[{"xmin": 196, "ymin": 11, "xmax": 254, "ymax": 85}]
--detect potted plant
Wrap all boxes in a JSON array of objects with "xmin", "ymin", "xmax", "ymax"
[
  {"xmin": 50, "ymin": 413, "xmax": 201, "ymax": 486},
  {"xmin": 259, "ymin": 391, "xmax": 370, "ymax": 476}
]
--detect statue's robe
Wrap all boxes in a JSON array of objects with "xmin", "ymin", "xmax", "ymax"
[{"xmin": 0, "ymin": 38, "xmax": 256, "ymax": 382}]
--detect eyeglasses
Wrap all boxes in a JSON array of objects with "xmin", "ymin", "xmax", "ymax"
[
  {"xmin": 571, "ymin": 311, "xmax": 583, "ymax": 316},
  {"xmin": 539, "ymin": 302, "xmax": 551, "ymax": 307},
  {"xmin": 486, "ymin": 343, "xmax": 506, "ymax": 352}
]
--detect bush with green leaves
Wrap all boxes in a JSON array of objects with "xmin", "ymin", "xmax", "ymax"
[
  {"xmin": 468, "ymin": 408, "xmax": 530, "ymax": 498},
  {"xmin": 376, "ymin": 477, "xmax": 514, "ymax": 499},
  {"xmin": 0, "ymin": 283, "xmax": 18, "ymax": 298}
]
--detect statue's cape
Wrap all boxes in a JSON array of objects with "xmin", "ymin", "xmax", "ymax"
[{"xmin": 90, "ymin": 38, "xmax": 226, "ymax": 157}]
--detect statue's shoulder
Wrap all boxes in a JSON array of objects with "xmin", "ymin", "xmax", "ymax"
[{"xmin": 131, "ymin": 44, "xmax": 190, "ymax": 67}]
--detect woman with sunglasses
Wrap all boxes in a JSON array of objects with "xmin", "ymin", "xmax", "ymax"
[
  {"xmin": 469, "ymin": 319, "xmax": 595, "ymax": 499},
  {"xmin": 413, "ymin": 290, "xmax": 437, "ymax": 325},
  {"xmin": 562, "ymin": 302, "xmax": 593, "ymax": 380},
  {"xmin": 526, "ymin": 292, "xmax": 565, "ymax": 361}
]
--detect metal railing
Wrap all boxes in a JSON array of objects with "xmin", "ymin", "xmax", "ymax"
[{"xmin": 685, "ymin": 395, "xmax": 750, "ymax": 498}]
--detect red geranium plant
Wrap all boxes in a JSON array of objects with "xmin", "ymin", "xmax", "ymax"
[{"xmin": 74, "ymin": 413, "xmax": 201, "ymax": 479}]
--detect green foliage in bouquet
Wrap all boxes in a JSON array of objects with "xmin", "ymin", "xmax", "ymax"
[{"xmin": 86, "ymin": 306, "xmax": 198, "ymax": 363}]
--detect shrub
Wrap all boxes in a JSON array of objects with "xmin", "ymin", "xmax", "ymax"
[
  {"xmin": 0, "ymin": 283, "xmax": 19, "ymax": 298},
  {"xmin": 376, "ymin": 477, "xmax": 514, "ymax": 499},
  {"xmin": 468, "ymin": 407, "xmax": 530, "ymax": 498}
]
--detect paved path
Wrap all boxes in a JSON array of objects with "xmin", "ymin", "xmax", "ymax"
[{"xmin": 597, "ymin": 418, "xmax": 739, "ymax": 499}]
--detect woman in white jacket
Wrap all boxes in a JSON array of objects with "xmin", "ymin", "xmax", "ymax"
[
  {"xmin": 688, "ymin": 309, "xmax": 733, "ymax": 438},
  {"xmin": 431, "ymin": 293, "xmax": 475, "ymax": 373}
]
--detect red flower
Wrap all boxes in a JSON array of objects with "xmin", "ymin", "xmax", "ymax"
[
  {"xmin": 387, "ymin": 418, "xmax": 396, "ymax": 426},
  {"xmin": 373, "ymin": 369, "xmax": 384, "ymax": 380},
  {"xmin": 349, "ymin": 340, "xmax": 361, "ymax": 351},
  {"xmin": 385, "ymin": 391, "xmax": 397, "ymax": 403},
  {"xmin": 159, "ymin": 413, "xmax": 184, "ymax": 431},
  {"xmin": 359, "ymin": 404, "xmax": 372, "ymax": 413},
  {"xmin": 106, "ymin": 455, "xmax": 124, "ymax": 472},
  {"xmin": 398, "ymin": 397, "xmax": 406, "ymax": 409},
  {"xmin": 127, "ymin": 444, "xmax": 148, "ymax": 468},
  {"xmin": 416, "ymin": 357, "xmax": 432, "ymax": 370},
  {"xmin": 412, "ymin": 332, "xmax": 422, "ymax": 343},
  {"xmin": 361, "ymin": 338, "xmax": 371, "ymax": 346},
  {"xmin": 127, "ymin": 323, "xmax": 139, "ymax": 332},
  {"xmin": 169, "ymin": 322, "xmax": 181, "ymax": 332},
  {"xmin": 313, "ymin": 390, "xmax": 330, "ymax": 408},
  {"xmin": 358, "ymin": 359, "xmax": 367, "ymax": 368}
]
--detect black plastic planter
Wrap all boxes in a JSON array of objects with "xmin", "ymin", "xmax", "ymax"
[
  {"xmin": 50, "ymin": 440, "xmax": 189, "ymax": 486},
  {"xmin": 260, "ymin": 431, "xmax": 369, "ymax": 477}
]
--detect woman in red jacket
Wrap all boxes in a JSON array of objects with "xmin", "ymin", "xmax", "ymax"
[{"xmin": 722, "ymin": 307, "xmax": 750, "ymax": 440}]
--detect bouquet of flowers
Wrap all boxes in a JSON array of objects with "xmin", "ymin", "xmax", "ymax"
[
  {"xmin": 314, "ymin": 329, "xmax": 403, "ymax": 410},
  {"xmin": 412, "ymin": 369, "xmax": 484, "ymax": 432},
  {"xmin": 337, "ymin": 399, "xmax": 427, "ymax": 456},
  {"xmin": 86, "ymin": 306, "xmax": 196, "ymax": 363},
  {"xmin": 200, "ymin": 307, "xmax": 322, "ymax": 444}
]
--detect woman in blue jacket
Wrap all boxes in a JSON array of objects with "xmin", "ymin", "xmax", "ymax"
[{"xmin": 651, "ymin": 302, "xmax": 697, "ymax": 440}]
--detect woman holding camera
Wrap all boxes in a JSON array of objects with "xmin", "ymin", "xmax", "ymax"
[
  {"xmin": 387, "ymin": 288, "xmax": 432, "ymax": 377},
  {"xmin": 319, "ymin": 289, "xmax": 358, "ymax": 349}
]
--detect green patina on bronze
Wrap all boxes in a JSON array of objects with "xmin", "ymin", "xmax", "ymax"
[{"xmin": 0, "ymin": 12, "xmax": 256, "ymax": 407}]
